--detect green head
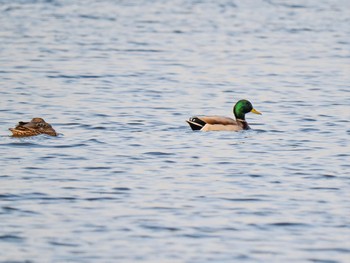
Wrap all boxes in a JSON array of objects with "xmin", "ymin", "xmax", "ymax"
[{"xmin": 233, "ymin": 99, "xmax": 262, "ymax": 120}]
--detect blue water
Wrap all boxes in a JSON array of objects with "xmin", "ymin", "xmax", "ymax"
[{"xmin": 1, "ymin": 0, "xmax": 350, "ymax": 262}]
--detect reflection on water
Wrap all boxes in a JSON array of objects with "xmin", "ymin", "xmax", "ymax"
[{"xmin": 1, "ymin": 0, "xmax": 350, "ymax": 262}]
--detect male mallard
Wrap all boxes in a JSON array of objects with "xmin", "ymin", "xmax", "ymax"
[
  {"xmin": 9, "ymin": 118, "xmax": 57, "ymax": 137},
  {"xmin": 186, "ymin": 99, "xmax": 262, "ymax": 131}
]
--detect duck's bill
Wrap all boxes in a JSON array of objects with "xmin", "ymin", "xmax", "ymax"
[{"xmin": 251, "ymin": 108, "xmax": 262, "ymax": 115}]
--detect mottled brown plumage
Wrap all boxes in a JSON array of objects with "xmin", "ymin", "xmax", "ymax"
[{"xmin": 9, "ymin": 118, "xmax": 57, "ymax": 137}]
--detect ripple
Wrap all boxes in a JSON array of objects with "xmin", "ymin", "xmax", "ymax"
[
  {"xmin": 141, "ymin": 225, "xmax": 181, "ymax": 232},
  {"xmin": 268, "ymin": 222, "xmax": 309, "ymax": 227},
  {"xmin": 47, "ymin": 74, "xmax": 115, "ymax": 79},
  {"xmin": 299, "ymin": 128, "xmax": 320, "ymax": 132},
  {"xmin": 48, "ymin": 241, "xmax": 80, "ymax": 247},
  {"xmin": 143, "ymin": 151, "xmax": 175, "ymax": 156},
  {"xmin": 0, "ymin": 194, "xmax": 20, "ymax": 200},
  {"xmin": 53, "ymin": 143, "xmax": 87, "ymax": 148},
  {"xmin": 112, "ymin": 187, "xmax": 131, "ymax": 191},
  {"xmin": 79, "ymin": 14, "xmax": 116, "ymax": 21},
  {"xmin": 1, "ymin": 206, "xmax": 38, "ymax": 215},
  {"xmin": 84, "ymin": 166, "xmax": 111, "ymax": 170},
  {"xmin": 306, "ymin": 258, "xmax": 339, "ymax": 263},
  {"xmin": 309, "ymin": 187, "xmax": 339, "ymax": 190},
  {"xmin": 181, "ymin": 233, "xmax": 220, "ymax": 239},
  {"xmin": 113, "ymin": 49, "xmax": 163, "ymax": 53},
  {"xmin": 221, "ymin": 198, "xmax": 264, "ymax": 202},
  {"xmin": 0, "ymin": 234, "xmax": 25, "ymax": 243},
  {"xmin": 85, "ymin": 197, "xmax": 120, "ymax": 201},
  {"xmin": 304, "ymin": 248, "xmax": 350, "ymax": 253},
  {"xmin": 1, "ymin": 142, "xmax": 41, "ymax": 147}
]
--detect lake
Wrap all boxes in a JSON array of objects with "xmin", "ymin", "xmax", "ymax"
[{"xmin": 1, "ymin": 0, "xmax": 349, "ymax": 262}]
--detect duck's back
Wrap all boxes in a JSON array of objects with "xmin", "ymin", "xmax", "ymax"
[{"xmin": 199, "ymin": 116, "xmax": 237, "ymax": 125}]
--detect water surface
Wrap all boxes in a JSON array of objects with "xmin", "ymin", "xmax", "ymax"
[{"xmin": 1, "ymin": 0, "xmax": 350, "ymax": 262}]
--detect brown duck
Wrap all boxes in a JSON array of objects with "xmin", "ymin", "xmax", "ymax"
[{"xmin": 9, "ymin": 118, "xmax": 57, "ymax": 137}]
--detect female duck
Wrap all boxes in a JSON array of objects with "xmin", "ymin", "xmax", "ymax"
[
  {"xmin": 186, "ymin": 99, "xmax": 261, "ymax": 131},
  {"xmin": 9, "ymin": 117, "xmax": 57, "ymax": 137}
]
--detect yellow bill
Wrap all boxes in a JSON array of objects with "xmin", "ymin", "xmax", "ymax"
[{"xmin": 251, "ymin": 108, "xmax": 262, "ymax": 115}]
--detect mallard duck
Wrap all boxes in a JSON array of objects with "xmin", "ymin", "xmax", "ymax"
[
  {"xmin": 9, "ymin": 118, "xmax": 57, "ymax": 137},
  {"xmin": 186, "ymin": 99, "xmax": 262, "ymax": 131}
]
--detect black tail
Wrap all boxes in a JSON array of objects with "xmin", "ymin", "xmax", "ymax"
[{"xmin": 186, "ymin": 117, "xmax": 206, "ymax": 131}]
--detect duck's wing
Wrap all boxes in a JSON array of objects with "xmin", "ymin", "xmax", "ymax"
[
  {"xmin": 15, "ymin": 121, "xmax": 40, "ymax": 129},
  {"xmin": 199, "ymin": 116, "xmax": 237, "ymax": 125},
  {"xmin": 18, "ymin": 120, "xmax": 52, "ymax": 129},
  {"xmin": 13, "ymin": 121, "xmax": 35, "ymax": 131},
  {"xmin": 16, "ymin": 121, "xmax": 29, "ymax": 127}
]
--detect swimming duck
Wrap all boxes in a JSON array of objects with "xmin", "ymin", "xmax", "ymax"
[
  {"xmin": 186, "ymin": 99, "xmax": 262, "ymax": 131},
  {"xmin": 9, "ymin": 118, "xmax": 57, "ymax": 137}
]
